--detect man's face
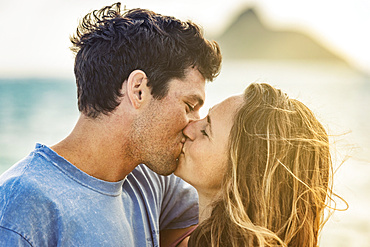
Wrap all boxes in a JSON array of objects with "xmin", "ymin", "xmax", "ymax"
[{"xmin": 130, "ymin": 68, "xmax": 206, "ymax": 175}]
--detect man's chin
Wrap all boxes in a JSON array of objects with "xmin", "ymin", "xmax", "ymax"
[
  {"xmin": 173, "ymin": 155, "xmax": 185, "ymax": 176},
  {"xmin": 145, "ymin": 160, "xmax": 177, "ymax": 176}
]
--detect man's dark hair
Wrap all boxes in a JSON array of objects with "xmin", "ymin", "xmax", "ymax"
[{"xmin": 70, "ymin": 2, "xmax": 222, "ymax": 118}]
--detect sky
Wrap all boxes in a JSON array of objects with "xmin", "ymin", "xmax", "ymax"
[{"xmin": 0, "ymin": 0, "xmax": 369, "ymax": 78}]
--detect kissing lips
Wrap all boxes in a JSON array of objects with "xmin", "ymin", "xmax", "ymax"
[{"xmin": 175, "ymin": 146, "xmax": 185, "ymax": 164}]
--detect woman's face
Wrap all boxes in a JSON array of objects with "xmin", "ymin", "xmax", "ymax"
[{"xmin": 175, "ymin": 95, "xmax": 243, "ymax": 194}]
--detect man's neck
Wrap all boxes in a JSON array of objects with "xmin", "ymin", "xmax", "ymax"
[{"xmin": 51, "ymin": 114, "xmax": 136, "ymax": 182}]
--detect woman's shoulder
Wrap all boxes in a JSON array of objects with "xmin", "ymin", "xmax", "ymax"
[
  {"xmin": 176, "ymin": 236, "xmax": 190, "ymax": 247},
  {"xmin": 166, "ymin": 225, "xmax": 198, "ymax": 247}
]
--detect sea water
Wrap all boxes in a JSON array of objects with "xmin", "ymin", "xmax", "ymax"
[{"xmin": 0, "ymin": 60, "xmax": 369, "ymax": 246}]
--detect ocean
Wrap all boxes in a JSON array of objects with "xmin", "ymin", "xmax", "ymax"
[{"xmin": 1, "ymin": 60, "xmax": 369, "ymax": 246}]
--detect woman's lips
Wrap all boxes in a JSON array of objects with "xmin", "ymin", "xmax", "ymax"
[{"xmin": 176, "ymin": 147, "xmax": 185, "ymax": 162}]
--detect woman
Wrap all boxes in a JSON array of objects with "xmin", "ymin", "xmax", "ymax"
[{"xmin": 173, "ymin": 83, "xmax": 341, "ymax": 246}]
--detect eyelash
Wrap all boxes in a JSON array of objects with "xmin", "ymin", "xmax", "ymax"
[
  {"xmin": 186, "ymin": 103, "xmax": 194, "ymax": 112},
  {"xmin": 201, "ymin": 129, "xmax": 208, "ymax": 137}
]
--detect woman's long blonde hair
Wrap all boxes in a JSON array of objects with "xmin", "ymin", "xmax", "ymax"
[{"xmin": 189, "ymin": 83, "xmax": 344, "ymax": 247}]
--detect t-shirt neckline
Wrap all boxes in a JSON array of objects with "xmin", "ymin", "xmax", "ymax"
[{"xmin": 34, "ymin": 143, "xmax": 125, "ymax": 196}]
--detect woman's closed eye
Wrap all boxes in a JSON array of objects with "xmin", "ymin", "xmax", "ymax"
[{"xmin": 201, "ymin": 129, "xmax": 208, "ymax": 137}]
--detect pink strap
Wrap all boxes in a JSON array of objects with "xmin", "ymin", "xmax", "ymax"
[{"xmin": 168, "ymin": 225, "xmax": 198, "ymax": 247}]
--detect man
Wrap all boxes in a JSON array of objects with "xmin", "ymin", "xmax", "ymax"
[{"xmin": 0, "ymin": 3, "xmax": 221, "ymax": 246}]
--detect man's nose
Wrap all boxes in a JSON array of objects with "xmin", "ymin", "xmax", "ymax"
[
  {"xmin": 188, "ymin": 111, "xmax": 200, "ymax": 122},
  {"xmin": 182, "ymin": 120, "xmax": 196, "ymax": 141}
]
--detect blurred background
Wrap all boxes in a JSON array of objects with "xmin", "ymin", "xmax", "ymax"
[{"xmin": 0, "ymin": 0, "xmax": 369, "ymax": 246}]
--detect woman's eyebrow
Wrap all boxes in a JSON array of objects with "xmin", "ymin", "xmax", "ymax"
[{"xmin": 207, "ymin": 110, "xmax": 213, "ymax": 136}]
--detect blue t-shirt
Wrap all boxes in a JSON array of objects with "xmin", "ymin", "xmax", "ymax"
[{"xmin": 0, "ymin": 144, "xmax": 198, "ymax": 246}]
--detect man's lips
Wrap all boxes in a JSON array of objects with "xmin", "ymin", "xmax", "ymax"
[{"xmin": 175, "ymin": 146, "xmax": 185, "ymax": 161}]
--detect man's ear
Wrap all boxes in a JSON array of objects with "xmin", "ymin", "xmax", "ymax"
[{"xmin": 126, "ymin": 70, "xmax": 151, "ymax": 109}]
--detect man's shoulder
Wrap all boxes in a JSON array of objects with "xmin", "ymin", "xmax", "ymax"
[
  {"xmin": 0, "ymin": 149, "xmax": 68, "ymax": 214},
  {"xmin": 0, "ymin": 157, "xmax": 62, "ymax": 247},
  {"xmin": 1, "ymin": 149, "xmax": 56, "ymax": 188},
  {"xmin": 1, "ymin": 151, "xmax": 39, "ymax": 190},
  {"xmin": 1, "ymin": 162, "xmax": 51, "ymax": 207}
]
